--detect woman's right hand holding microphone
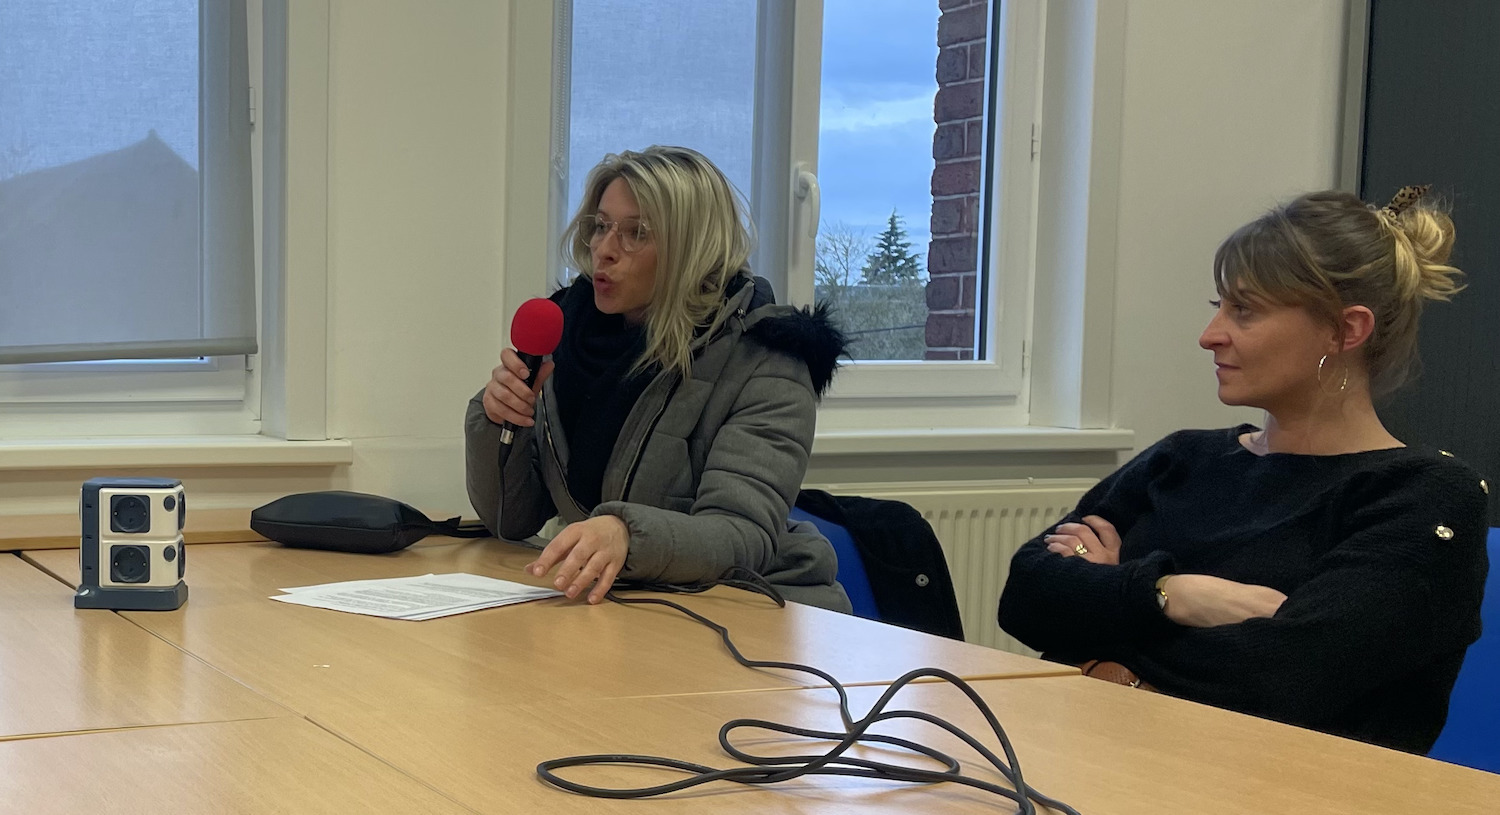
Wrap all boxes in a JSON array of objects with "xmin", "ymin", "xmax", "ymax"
[{"xmin": 482, "ymin": 348, "xmax": 554, "ymax": 428}]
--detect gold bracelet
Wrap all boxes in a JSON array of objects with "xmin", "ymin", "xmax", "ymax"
[{"xmin": 1154, "ymin": 575, "xmax": 1172, "ymax": 612}]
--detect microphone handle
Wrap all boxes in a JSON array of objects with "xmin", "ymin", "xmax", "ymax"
[{"xmin": 499, "ymin": 351, "xmax": 546, "ymax": 446}]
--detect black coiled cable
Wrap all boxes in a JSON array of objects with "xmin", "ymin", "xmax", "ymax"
[{"xmin": 535, "ymin": 570, "xmax": 1082, "ymax": 814}]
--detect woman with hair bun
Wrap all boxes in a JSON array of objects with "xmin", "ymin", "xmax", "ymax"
[
  {"xmin": 999, "ymin": 186, "xmax": 1489, "ymax": 754},
  {"xmin": 465, "ymin": 146, "xmax": 851, "ymax": 613}
]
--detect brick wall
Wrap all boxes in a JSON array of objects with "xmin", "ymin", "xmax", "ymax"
[{"xmin": 925, "ymin": 0, "xmax": 988, "ymax": 360}]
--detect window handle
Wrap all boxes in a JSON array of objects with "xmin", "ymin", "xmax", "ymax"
[{"xmin": 794, "ymin": 163, "xmax": 820, "ymax": 240}]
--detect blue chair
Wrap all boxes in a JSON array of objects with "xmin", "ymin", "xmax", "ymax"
[
  {"xmin": 789, "ymin": 506, "xmax": 881, "ymax": 621},
  {"xmin": 1427, "ymin": 527, "xmax": 1500, "ymax": 773}
]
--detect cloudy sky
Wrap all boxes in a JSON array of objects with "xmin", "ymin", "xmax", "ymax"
[{"xmin": 817, "ymin": 0, "xmax": 939, "ymax": 257}]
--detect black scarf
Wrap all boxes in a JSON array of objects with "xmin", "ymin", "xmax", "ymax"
[{"xmin": 549, "ymin": 278, "xmax": 655, "ymax": 510}]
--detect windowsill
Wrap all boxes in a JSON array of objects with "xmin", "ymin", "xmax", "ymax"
[
  {"xmin": 0, "ymin": 427, "xmax": 1133, "ymax": 471},
  {"xmin": 811, "ymin": 426, "xmax": 1135, "ymax": 456},
  {"xmin": 0, "ymin": 436, "xmax": 354, "ymax": 471}
]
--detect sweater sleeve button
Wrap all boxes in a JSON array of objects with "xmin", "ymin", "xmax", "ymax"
[
  {"xmin": 915, "ymin": 574, "xmax": 930, "ymax": 587},
  {"xmin": 1435, "ymin": 525, "xmax": 1455, "ymax": 541}
]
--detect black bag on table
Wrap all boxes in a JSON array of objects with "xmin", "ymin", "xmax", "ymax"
[{"xmin": 250, "ymin": 490, "xmax": 489, "ymax": 554}]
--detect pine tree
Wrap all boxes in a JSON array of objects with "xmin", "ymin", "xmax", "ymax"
[{"xmin": 860, "ymin": 210, "xmax": 922, "ymax": 285}]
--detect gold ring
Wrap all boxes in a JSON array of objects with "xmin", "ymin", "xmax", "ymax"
[{"xmin": 1074, "ymin": 543, "xmax": 1088, "ymax": 556}]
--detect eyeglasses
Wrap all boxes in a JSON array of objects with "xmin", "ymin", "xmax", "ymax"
[{"xmin": 585, "ymin": 215, "xmax": 653, "ymax": 253}]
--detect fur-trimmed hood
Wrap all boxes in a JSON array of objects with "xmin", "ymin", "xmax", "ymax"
[
  {"xmin": 739, "ymin": 275, "xmax": 849, "ymax": 397},
  {"xmin": 546, "ymin": 272, "xmax": 850, "ymax": 397}
]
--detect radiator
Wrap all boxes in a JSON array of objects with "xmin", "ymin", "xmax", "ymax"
[{"xmin": 807, "ymin": 479, "xmax": 1094, "ymax": 655}]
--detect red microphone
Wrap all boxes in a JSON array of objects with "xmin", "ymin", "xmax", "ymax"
[{"xmin": 501, "ymin": 298, "xmax": 564, "ymax": 445}]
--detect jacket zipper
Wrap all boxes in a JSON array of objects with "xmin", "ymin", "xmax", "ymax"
[
  {"xmin": 617, "ymin": 305, "xmax": 744, "ymax": 502},
  {"xmin": 618, "ymin": 377, "xmax": 680, "ymax": 503},
  {"xmin": 538, "ymin": 393, "xmax": 589, "ymax": 518}
]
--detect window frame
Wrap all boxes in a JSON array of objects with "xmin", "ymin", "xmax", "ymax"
[
  {"xmin": 552, "ymin": 0, "xmax": 1042, "ymax": 409},
  {"xmin": 532, "ymin": 0, "xmax": 1127, "ymax": 440},
  {"xmin": 776, "ymin": 0, "xmax": 1042, "ymax": 403},
  {"xmin": 0, "ymin": 0, "xmax": 264, "ymax": 438}
]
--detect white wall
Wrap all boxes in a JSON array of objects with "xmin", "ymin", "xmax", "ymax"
[
  {"xmin": 321, "ymin": 0, "xmax": 512, "ymax": 516},
  {"xmin": 1107, "ymin": 0, "xmax": 1347, "ymax": 451}
]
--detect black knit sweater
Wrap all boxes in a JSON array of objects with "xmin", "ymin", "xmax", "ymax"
[{"xmin": 997, "ymin": 425, "xmax": 1490, "ymax": 754}]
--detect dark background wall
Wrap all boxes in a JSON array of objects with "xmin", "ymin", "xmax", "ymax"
[{"xmin": 1362, "ymin": 0, "xmax": 1500, "ymax": 518}]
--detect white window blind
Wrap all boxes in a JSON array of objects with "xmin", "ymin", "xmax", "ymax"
[
  {"xmin": 561, "ymin": 0, "xmax": 758, "ymax": 256},
  {"xmin": 0, "ymin": 0, "xmax": 255, "ymax": 364}
]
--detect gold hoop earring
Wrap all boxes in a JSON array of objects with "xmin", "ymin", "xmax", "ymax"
[{"xmin": 1317, "ymin": 354, "xmax": 1348, "ymax": 394}]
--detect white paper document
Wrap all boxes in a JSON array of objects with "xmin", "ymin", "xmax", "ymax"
[{"xmin": 270, "ymin": 572, "xmax": 562, "ymax": 620}]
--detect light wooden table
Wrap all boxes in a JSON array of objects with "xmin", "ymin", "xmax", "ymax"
[
  {"xmin": 0, "ymin": 554, "xmax": 287, "ymax": 741},
  {"xmin": 0, "ymin": 717, "xmax": 477, "ymax": 813},
  {"xmin": 26, "ymin": 538, "xmax": 1073, "ymax": 718},
  {"xmin": 319, "ymin": 675, "xmax": 1500, "ymax": 815},
  {"xmin": 14, "ymin": 541, "xmax": 1497, "ymax": 813}
]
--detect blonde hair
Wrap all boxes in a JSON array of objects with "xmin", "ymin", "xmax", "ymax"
[
  {"xmin": 1213, "ymin": 189, "xmax": 1463, "ymax": 394},
  {"xmin": 562, "ymin": 146, "xmax": 753, "ymax": 377}
]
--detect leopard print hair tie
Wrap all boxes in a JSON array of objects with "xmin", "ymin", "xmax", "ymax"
[{"xmin": 1381, "ymin": 184, "xmax": 1432, "ymax": 220}]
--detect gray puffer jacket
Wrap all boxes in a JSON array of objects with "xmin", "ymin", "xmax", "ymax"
[{"xmin": 465, "ymin": 274, "xmax": 851, "ymax": 612}]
